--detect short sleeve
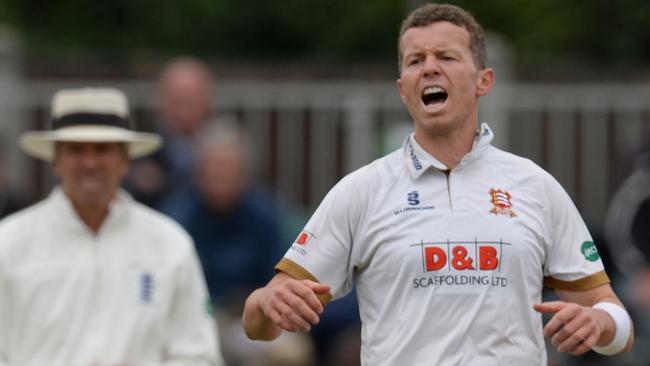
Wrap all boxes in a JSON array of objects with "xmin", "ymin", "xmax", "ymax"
[
  {"xmin": 275, "ymin": 172, "xmax": 366, "ymax": 303},
  {"xmin": 165, "ymin": 236, "xmax": 224, "ymax": 365},
  {"xmin": 542, "ymin": 173, "xmax": 610, "ymax": 291}
]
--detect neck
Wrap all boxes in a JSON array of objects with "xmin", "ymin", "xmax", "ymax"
[
  {"xmin": 68, "ymin": 197, "xmax": 112, "ymax": 234},
  {"xmin": 414, "ymin": 122, "xmax": 477, "ymax": 169}
]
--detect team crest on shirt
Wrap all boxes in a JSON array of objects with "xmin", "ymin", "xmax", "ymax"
[
  {"xmin": 489, "ymin": 188, "xmax": 517, "ymax": 217},
  {"xmin": 140, "ymin": 272, "xmax": 154, "ymax": 304}
]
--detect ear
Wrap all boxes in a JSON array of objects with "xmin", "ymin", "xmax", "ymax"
[
  {"xmin": 475, "ymin": 68, "xmax": 495, "ymax": 97},
  {"xmin": 396, "ymin": 78, "xmax": 407, "ymax": 104}
]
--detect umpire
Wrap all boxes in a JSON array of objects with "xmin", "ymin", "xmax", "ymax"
[{"xmin": 0, "ymin": 87, "xmax": 223, "ymax": 366}]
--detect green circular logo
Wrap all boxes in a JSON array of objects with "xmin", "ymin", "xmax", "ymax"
[{"xmin": 581, "ymin": 241, "xmax": 600, "ymax": 262}]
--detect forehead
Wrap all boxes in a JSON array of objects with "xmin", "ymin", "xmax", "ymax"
[
  {"xmin": 400, "ymin": 21, "xmax": 471, "ymax": 54},
  {"xmin": 58, "ymin": 141, "xmax": 121, "ymax": 147},
  {"xmin": 56, "ymin": 141, "xmax": 126, "ymax": 152}
]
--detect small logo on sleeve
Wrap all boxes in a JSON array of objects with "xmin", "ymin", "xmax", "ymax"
[
  {"xmin": 489, "ymin": 188, "xmax": 517, "ymax": 217},
  {"xmin": 295, "ymin": 231, "xmax": 316, "ymax": 246},
  {"xmin": 581, "ymin": 241, "xmax": 600, "ymax": 262},
  {"xmin": 291, "ymin": 231, "xmax": 317, "ymax": 256}
]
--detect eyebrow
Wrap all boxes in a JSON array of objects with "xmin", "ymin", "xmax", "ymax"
[{"xmin": 403, "ymin": 46, "xmax": 463, "ymax": 59}]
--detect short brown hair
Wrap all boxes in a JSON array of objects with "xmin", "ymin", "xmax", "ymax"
[{"xmin": 398, "ymin": 3, "xmax": 487, "ymax": 71}]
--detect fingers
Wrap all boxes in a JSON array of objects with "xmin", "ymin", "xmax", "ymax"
[
  {"xmin": 535, "ymin": 302, "xmax": 601, "ymax": 355},
  {"xmin": 534, "ymin": 301, "xmax": 569, "ymax": 340},
  {"xmin": 282, "ymin": 281, "xmax": 324, "ymax": 323},
  {"xmin": 539, "ymin": 303, "xmax": 569, "ymax": 339},
  {"xmin": 533, "ymin": 301, "xmax": 566, "ymax": 314},
  {"xmin": 305, "ymin": 280, "xmax": 331, "ymax": 295},
  {"xmin": 552, "ymin": 320, "xmax": 593, "ymax": 355},
  {"xmin": 298, "ymin": 280, "xmax": 329, "ymax": 313},
  {"xmin": 267, "ymin": 298, "xmax": 312, "ymax": 332},
  {"xmin": 568, "ymin": 331, "xmax": 599, "ymax": 356},
  {"xmin": 261, "ymin": 278, "xmax": 329, "ymax": 333}
]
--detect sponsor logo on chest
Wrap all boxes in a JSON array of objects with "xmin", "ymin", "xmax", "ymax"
[{"xmin": 410, "ymin": 239, "xmax": 511, "ymax": 289}]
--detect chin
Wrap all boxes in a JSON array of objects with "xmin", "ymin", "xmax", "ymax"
[
  {"xmin": 75, "ymin": 188, "xmax": 111, "ymax": 203},
  {"xmin": 417, "ymin": 118, "xmax": 455, "ymax": 136}
]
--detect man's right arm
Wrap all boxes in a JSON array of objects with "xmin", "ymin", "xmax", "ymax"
[
  {"xmin": 242, "ymin": 272, "xmax": 330, "ymax": 341},
  {"xmin": 0, "ymin": 246, "xmax": 10, "ymax": 366}
]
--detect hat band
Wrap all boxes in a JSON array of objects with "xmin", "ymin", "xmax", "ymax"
[{"xmin": 52, "ymin": 112, "xmax": 131, "ymax": 130}]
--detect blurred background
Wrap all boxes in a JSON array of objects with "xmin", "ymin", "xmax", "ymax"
[{"xmin": 1, "ymin": 0, "xmax": 650, "ymax": 365}]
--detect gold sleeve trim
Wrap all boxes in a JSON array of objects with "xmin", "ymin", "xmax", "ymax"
[
  {"xmin": 275, "ymin": 258, "xmax": 333, "ymax": 304},
  {"xmin": 544, "ymin": 270, "xmax": 610, "ymax": 291}
]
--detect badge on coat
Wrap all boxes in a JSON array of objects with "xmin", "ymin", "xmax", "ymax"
[{"xmin": 140, "ymin": 272, "xmax": 154, "ymax": 303}]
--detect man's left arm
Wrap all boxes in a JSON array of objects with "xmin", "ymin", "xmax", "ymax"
[
  {"xmin": 534, "ymin": 284, "xmax": 634, "ymax": 356},
  {"xmin": 163, "ymin": 243, "xmax": 224, "ymax": 366}
]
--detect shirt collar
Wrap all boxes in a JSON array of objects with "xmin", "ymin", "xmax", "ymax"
[
  {"xmin": 403, "ymin": 122, "xmax": 495, "ymax": 179},
  {"xmin": 464, "ymin": 123, "xmax": 494, "ymax": 163},
  {"xmin": 49, "ymin": 186, "xmax": 132, "ymax": 234}
]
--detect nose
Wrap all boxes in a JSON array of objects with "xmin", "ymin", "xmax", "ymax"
[
  {"xmin": 422, "ymin": 56, "xmax": 440, "ymax": 77},
  {"xmin": 79, "ymin": 148, "xmax": 101, "ymax": 169}
]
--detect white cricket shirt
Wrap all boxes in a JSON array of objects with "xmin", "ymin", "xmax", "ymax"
[
  {"xmin": 0, "ymin": 188, "xmax": 223, "ymax": 366},
  {"xmin": 277, "ymin": 123, "xmax": 609, "ymax": 366}
]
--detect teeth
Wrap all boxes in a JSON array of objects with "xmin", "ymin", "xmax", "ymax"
[{"xmin": 423, "ymin": 86, "xmax": 445, "ymax": 95}]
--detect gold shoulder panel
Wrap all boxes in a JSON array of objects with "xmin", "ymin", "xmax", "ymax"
[
  {"xmin": 275, "ymin": 258, "xmax": 333, "ymax": 304},
  {"xmin": 544, "ymin": 270, "xmax": 611, "ymax": 291}
]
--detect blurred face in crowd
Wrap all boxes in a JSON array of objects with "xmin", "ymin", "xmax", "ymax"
[
  {"xmin": 54, "ymin": 141, "xmax": 129, "ymax": 209},
  {"xmin": 397, "ymin": 21, "xmax": 493, "ymax": 139},
  {"xmin": 159, "ymin": 61, "xmax": 213, "ymax": 137},
  {"xmin": 197, "ymin": 142, "xmax": 248, "ymax": 213}
]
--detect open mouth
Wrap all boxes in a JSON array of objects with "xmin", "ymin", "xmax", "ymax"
[{"xmin": 421, "ymin": 86, "xmax": 448, "ymax": 106}]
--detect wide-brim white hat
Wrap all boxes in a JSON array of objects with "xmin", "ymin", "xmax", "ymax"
[{"xmin": 20, "ymin": 87, "xmax": 162, "ymax": 161}]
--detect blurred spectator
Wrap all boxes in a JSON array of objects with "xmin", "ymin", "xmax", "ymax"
[
  {"xmin": 604, "ymin": 149, "xmax": 650, "ymax": 365},
  {"xmin": 162, "ymin": 120, "xmax": 284, "ymax": 308},
  {"xmin": 162, "ymin": 121, "xmax": 290, "ymax": 365},
  {"xmin": 605, "ymin": 150, "xmax": 650, "ymax": 273},
  {"xmin": 126, "ymin": 56, "xmax": 215, "ymax": 208}
]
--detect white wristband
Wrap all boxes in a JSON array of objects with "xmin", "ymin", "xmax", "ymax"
[{"xmin": 592, "ymin": 301, "xmax": 632, "ymax": 355}]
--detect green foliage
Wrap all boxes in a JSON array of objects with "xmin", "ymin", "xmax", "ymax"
[
  {"xmin": 451, "ymin": 0, "xmax": 650, "ymax": 65},
  {"xmin": 3, "ymin": 0, "xmax": 406, "ymax": 59},
  {"xmin": 2, "ymin": 0, "xmax": 650, "ymax": 65}
]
